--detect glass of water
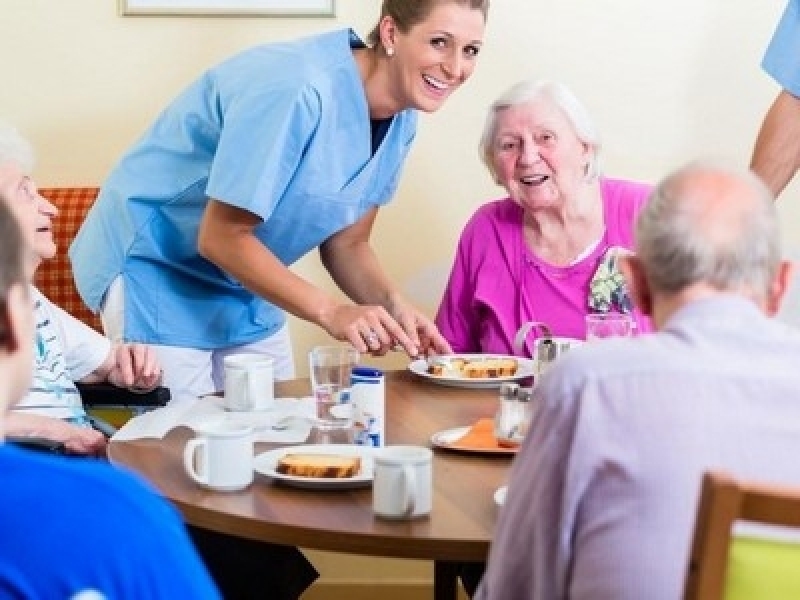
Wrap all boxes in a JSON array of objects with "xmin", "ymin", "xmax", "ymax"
[
  {"xmin": 309, "ymin": 346, "xmax": 360, "ymax": 430},
  {"xmin": 585, "ymin": 313, "xmax": 635, "ymax": 341}
]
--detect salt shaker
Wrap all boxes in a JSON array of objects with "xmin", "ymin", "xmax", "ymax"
[
  {"xmin": 515, "ymin": 387, "xmax": 535, "ymax": 439},
  {"xmin": 494, "ymin": 382, "xmax": 523, "ymax": 447}
]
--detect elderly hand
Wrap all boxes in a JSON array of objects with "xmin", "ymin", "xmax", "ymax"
[
  {"xmin": 57, "ymin": 421, "xmax": 108, "ymax": 456},
  {"xmin": 107, "ymin": 343, "xmax": 162, "ymax": 391},
  {"xmin": 4, "ymin": 413, "xmax": 108, "ymax": 457}
]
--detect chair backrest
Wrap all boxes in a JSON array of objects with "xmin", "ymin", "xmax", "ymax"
[
  {"xmin": 35, "ymin": 187, "xmax": 102, "ymax": 332},
  {"xmin": 684, "ymin": 471, "xmax": 800, "ymax": 600}
]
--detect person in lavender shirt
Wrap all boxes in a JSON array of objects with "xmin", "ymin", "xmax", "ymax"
[
  {"xmin": 476, "ymin": 160, "xmax": 800, "ymax": 600},
  {"xmin": 435, "ymin": 79, "xmax": 653, "ymax": 356}
]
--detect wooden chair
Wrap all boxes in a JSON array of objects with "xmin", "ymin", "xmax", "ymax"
[{"xmin": 684, "ymin": 471, "xmax": 800, "ymax": 600}]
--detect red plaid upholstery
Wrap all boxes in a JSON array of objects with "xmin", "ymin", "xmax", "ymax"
[{"xmin": 35, "ymin": 188, "xmax": 103, "ymax": 332}]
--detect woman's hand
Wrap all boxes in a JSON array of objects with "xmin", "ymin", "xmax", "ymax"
[
  {"xmin": 319, "ymin": 297, "xmax": 452, "ymax": 359},
  {"xmin": 320, "ymin": 303, "xmax": 418, "ymax": 356},
  {"xmin": 388, "ymin": 296, "xmax": 453, "ymax": 358}
]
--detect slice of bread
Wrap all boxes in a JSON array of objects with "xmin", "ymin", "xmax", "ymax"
[
  {"xmin": 427, "ymin": 357, "xmax": 467, "ymax": 376},
  {"xmin": 276, "ymin": 453, "xmax": 361, "ymax": 479},
  {"xmin": 461, "ymin": 358, "xmax": 518, "ymax": 379}
]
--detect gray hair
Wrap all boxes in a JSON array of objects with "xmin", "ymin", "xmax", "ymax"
[
  {"xmin": 479, "ymin": 79, "xmax": 602, "ymax": 184},
  {"xmin": 636, "ymin": 160, "xmax": 781, "ymax": 300},
  {"xmin": 0, "ymin": 122, "xmax": 34, "ymax": 173}
]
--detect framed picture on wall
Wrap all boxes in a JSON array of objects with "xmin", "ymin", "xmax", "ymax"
[{"xmin": 119, "ymin": 0, "xmax": 335, "ymax": 17}]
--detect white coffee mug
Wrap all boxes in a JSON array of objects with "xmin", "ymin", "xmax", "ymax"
[
  {"xmin": 183, "ymin": 422, "xmax": 254, "ymax": 491},
  {"xmin": 223, "ymin": 354, "xmax": 275, "ymax": 411},
  {"xmin": 373, "ymin": 445, "xmax": 433, "ymax": 520}
]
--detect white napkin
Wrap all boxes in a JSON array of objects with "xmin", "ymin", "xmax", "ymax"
[{"xmin": 112, "ymin": 395, "xmax": 316, "ymax": 444}]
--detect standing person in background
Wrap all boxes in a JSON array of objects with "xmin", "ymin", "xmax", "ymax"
[
  {"xmin": 476, "ymin": 161, "xmax": 800, "ymax": 600},
  {"xmin": 750, "ymin": 0, "xmax": 800, "ymax": 197},
  {"xmin": 70, "ymin": 0, "xmax": 489, "ymax": 403},
  {"xmin": 436, "ymin": 79, "xmax": 653, "ymax": 357},
  {"xmin": 0, "ymin": 192, "xmax": 220, "ymax": 599}
]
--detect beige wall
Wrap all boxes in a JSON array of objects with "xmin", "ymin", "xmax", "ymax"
[{"xmin": 3, "ymin": 0, "xmax": 798, "ymax": 587}]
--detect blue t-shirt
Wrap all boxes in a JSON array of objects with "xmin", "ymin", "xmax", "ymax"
[
  {"xmin": 763, "ymin": 0, "xmax": 800, "ymax": 95},
  {"xmin": 0, "ymin": 444, "xmax": 219, "ymax": 598},
  {"xmin": 70, "ymin": 28, "xmax": 417, "ymax": 349}
]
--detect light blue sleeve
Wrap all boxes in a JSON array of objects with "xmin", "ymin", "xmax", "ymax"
[
  {"xmin": 762, "ymin": 0, "xmax": 800, "ymax": 96},
  {"xmin": 206, "ymin": 78, "xmax": 320, "ymax": 220}
]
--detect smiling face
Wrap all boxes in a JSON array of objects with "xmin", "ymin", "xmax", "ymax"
[
  {"xmin": 0, "ymin": 162, "xmax": 58, "ymax": 272},
  {"xmin": 382, "ymin": 2, "xmax": 485, "ymax": 113},
  {"xmin": 491, "ymin": 98, "xmax": 594, "ymax": 211}
]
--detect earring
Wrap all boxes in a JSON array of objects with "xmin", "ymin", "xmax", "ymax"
[{"xmin": 386, "ymin": 47, "xmax": 395, "ymax": 57}]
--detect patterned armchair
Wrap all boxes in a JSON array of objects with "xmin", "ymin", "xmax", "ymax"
[{"xmin": 36, "ymin": 187, "xmax": 103, "ymax": 332}]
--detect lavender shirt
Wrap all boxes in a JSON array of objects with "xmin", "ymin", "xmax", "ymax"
[
  {"xmin": 476, "ymin": 296, "xmax": 800, "ymax": 600},
  {"xmin": 435, "ymin": 178, "xmax": 653, "ymax": 355}
]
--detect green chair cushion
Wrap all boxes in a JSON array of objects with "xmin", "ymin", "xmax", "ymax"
[{"xmin": 725, "ymin": 534, "xmax": 800, "ymax": 600}]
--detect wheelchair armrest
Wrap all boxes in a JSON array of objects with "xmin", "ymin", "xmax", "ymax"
[
  {"xmin": 76, "ymin": 382, "xmax": 170, "ymax": 409},
  {"xmin": 7, "ymin": 436, "xmax": 67, "ymax": 454}
]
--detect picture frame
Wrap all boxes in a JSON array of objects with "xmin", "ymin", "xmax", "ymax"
[{"xmin": 119, "ymin": 0, "xmax": 335, "ymax": 17}]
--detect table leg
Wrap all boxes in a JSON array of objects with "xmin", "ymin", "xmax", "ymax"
[{"xmin": 434, "ymin": 560, "xmax": 460, "ymax": 600}]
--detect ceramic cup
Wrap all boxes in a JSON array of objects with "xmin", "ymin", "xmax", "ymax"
[
  {"xmin": 183, "ymin": 422, "xmax": 254, "ymax": 491},
  {"xmin": 223, "ymin": 353, "xmax": 275, "ymax": 411},
  {"xmin": 373, "ymin": 445, "xmax": 433, "ymax": 520}
]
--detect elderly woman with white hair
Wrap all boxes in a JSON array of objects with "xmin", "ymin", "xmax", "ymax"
[{"xmin": 435, "ymin": 78, "xmax": 655, "ymax": 354}]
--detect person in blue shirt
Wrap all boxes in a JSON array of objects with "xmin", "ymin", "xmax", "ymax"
[
  {"xmin": 0, "ymin": 185, "xmax": 220, "ymax": 599},
  {"xmin": 751, "ymin": 0, "xmax": 800, "ymax": 197},
  {"xmin": 70, "ymin": 0, "xmax": 489, "ymax": 403}
]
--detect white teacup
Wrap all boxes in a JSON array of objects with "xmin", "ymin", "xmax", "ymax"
[
  {"xmin": 224, "ymin": 353, "xmax": 275, "ymax": 411},
  {"xmin": 183, "ymin": 422, "xmax": 254, "ymax": 491},
  {"xmin": 373, "ymin": 445, "xmax": 433, "ymax": 520}
]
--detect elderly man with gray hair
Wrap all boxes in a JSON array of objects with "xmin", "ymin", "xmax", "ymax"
[{"xmin": 476, "ymin": 161, "xmax": 800, "ymax": 600}]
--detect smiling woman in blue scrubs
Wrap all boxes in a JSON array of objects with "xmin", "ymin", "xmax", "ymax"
[{"xmin": 70, "ymin": 0, "xmax": 490, "ymax": 402}]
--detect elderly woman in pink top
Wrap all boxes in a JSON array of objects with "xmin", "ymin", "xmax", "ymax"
[{"xmin": 436, "ymin": 79, "xmax": 654, "ymax": 355}]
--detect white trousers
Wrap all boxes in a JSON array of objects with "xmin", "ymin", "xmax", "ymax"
[{"xmin": 101, "ymin": 277, "xmax": 296, "ymax": 404}]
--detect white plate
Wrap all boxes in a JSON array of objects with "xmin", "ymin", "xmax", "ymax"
[
  {"xmin": 253, "ymin": 444, "xmax": 374, "ymax": 489},
  {"xmin": 430, "ymin": 426, "xmax": 518, "ymax": 455},
  {"xmin": 409, "ymin": 354, "xmax": 535, "ymax": 388},
  {"xmin": 494, "ymin": 485, "xmax": 508, "ymax": 507}
]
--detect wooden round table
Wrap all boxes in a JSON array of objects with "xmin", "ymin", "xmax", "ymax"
[{"xmin": 109, "ymin": 369, "xmax": 514, "ymax": 599}]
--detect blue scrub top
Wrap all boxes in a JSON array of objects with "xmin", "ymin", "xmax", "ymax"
[
  {"xmin": 763, "ymin": 0, "xmax": 800, "ymax": 96},
  {"xmin": 70, "ymin": 29, "xmax": 417, "ymax": 349}
]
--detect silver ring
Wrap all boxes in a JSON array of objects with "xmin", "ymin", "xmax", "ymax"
[{"xmin": 365, "ymin": 331, "xmax": 379, "ymax": 344}]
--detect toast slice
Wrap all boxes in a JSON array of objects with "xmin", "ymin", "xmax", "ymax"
[
  {"xmin": 461, "ymin": 357, "xmax": 518, "ymax": 378},
  {"xmin": 276, "ymin": 453, "xmax": 361, "ymax": 479},
  {"xmin": 427, "ymin": 357, "xmax": 467, "ymax": 377}
]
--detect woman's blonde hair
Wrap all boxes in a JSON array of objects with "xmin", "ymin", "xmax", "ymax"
[{"xmin": 367, "ymin": 0, "xmax": 490, "ymax": 51}]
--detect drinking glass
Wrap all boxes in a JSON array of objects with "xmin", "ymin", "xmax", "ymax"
[
  {"xmin": 309, "ymin": 346, "xmax": 359, "ymax": 430},
  {"xmin": 585, "ymin": 313, "xmax": 635, "ymax": 341}
]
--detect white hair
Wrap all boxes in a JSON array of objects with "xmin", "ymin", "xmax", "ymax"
[
  {"xmin": 0, "ymin": 122, "xmax": 35, "ymax": 173},
  {"xmin": 636, "ymin": 160, "xmax": 781, "ymax": 300},
  {"xmin": 478, "ymin": 79, "xmax": 602, "ymax": 183}
]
